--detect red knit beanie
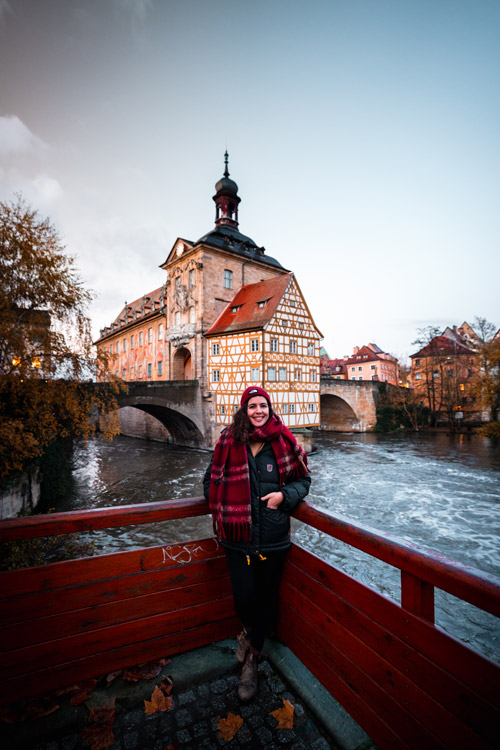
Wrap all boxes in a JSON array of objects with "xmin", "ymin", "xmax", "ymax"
[{"xmin": 240, "ymin": 386, "xmax": 272, "ymax": 409}]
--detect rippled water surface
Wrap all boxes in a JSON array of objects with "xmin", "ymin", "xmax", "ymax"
[{"xmin": 62, "ymin": 431, "xmax": 500, "ymax": 661}]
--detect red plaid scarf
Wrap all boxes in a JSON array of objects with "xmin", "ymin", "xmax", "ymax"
[{"xmin": 209, "ymin": 414, "xmax": 309, "ymax": 542}]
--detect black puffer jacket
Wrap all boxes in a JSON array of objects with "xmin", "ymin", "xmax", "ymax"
[{"xmin": 203, "ymin": 441, "xmax": 311, "ymax": 555}]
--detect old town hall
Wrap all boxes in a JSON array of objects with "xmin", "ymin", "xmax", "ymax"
[{"xmin": 96, "ymin": 155, "xmax": 322, "ymax": 446}]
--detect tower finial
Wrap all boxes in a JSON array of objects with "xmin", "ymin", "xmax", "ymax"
[{"xmin": 224, "ymin": 150, "xmax": 229, "ymax": 178}]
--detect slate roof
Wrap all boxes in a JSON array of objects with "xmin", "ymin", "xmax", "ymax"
[
  {"xmin": 196, "ymin": 224, "xmax": 286, "ymax": 270},
  {"xmin": 205, "ymin": 274, "xmax": 292, "ymax": 336},
  {"xmin": 96, "ymin": 285, "xmax": 164, "ymax": 342}
]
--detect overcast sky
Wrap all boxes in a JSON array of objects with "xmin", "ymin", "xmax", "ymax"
[{"xmin": 1, "ymin": 0, "xmax": 499, "ymax": 362}]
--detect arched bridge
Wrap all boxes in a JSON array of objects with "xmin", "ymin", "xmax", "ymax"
[
  {"xmin": 320, "ymin": 377, "xmax": 382, "ymax": 432},
  {"xmin": 116, "ymin": 380, "xmax": 209, "ymax": 448},
  {"xmin": 111, "ymin": 377, "xmax": 383, "ymax": 448}
]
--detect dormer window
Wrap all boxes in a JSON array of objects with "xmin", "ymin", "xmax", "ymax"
[
  {"xmin": 231, "ymin": 305, "xmax": 242, "ymax": 314},
  {"xmin": 257, "ymin": 300, "xmax": 267, "ymax": 309}
]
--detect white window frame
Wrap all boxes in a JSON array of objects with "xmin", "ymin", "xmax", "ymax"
[
  {"xmin": 224, "ymin": 269, "xmax": 233, "ymax": 289},
  {"xmin": 212, "ymin": 342, "xmax": 219, "ymax": 355},
  {"xmin": 189, "ymin": 269, "xmax": 195, "ymax": 288},
  {"xmin": 157, "ymin": 360, "xmax": 163, "ymax": 376},
  {"xmin": 130, "ymin": 334, "xmax": 134, "ymax": 350},
  {"xmin": 148, "ymin": 327, "xmax": 153, "ymax": 344},
  {"xmin": 175, "ymin": 311, "xmax": 181, "ymax": 325},
  {"xmin": 289, "ymin": 404, "xmax": 295, "ymax": 414},
  {"xmin": 270, "ymin": 338, "xmax": 278, "ymax": 352},
  {"xmin": 213, "ymin": 370, "xmax": 220, "ymax": 382},
  {"xmin": 147, "ymin": 362, "xmax": 152, "ymax": 378},
  {"xmin": 268, "ymin": 367, "xmax": 276, "ymax": 382},
  {"xmin": 279, "ymin": 367, "xmax": 287, "ymax": 382},
  {"xmin": 308, "ymin": 343, "xmax": 314, "ymax": 355},
  {"xmin": 251, "ymin": 338, "xmax": 259, "ymax": 352},
  {"xmin": 158, "ymin": 324, "xmax": 163, "ymax": 341},
  {"xmin": 139, "ymin": 331, "xmax": 143, "ymax": 346},
  {"xmin": 251, "ymin": 367, "xmax": 260, "ymax": 381},
  {"xmin": 290, "ymin": 340, "xmax": 297, "ymax": 354}
]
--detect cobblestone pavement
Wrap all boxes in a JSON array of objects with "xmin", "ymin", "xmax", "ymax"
[{"xmin": 24, "ymin": 659, "xmax": 337, "ymax": 750}]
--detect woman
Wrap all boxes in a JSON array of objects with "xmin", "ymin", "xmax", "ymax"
[{"xmin": 203, "ymin": 386, "xmax": 311, "ymax": 701}]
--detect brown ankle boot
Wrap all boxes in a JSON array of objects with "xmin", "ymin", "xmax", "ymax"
[
  {"xmin": 238, "ymin": 649, "xmax": 259, "ymax": 701},
  {"xmin": 236, "ymin": 629, "xmax": 251, "ymax": 664}
]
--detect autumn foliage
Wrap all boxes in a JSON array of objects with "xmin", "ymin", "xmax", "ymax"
[{"xmin": 0, "ymin": 194, "xmax": 122, "ymax": 479}]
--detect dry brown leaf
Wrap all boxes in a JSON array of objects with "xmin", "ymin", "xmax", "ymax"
[
  {"xmin": 269, "ymin": 699, "xmax": 295, "ymax": 729},
  {"xmin": 81, "ymin": 703, "xmax": 116, "ymax": 750},
  {"xmin": 217, "ymin": 712, "xmax": 243, "ymax": 740},
  {"xmin": 69, "ymin": 679, "xmax": 98, "ymax": 706},
  {"xmin": 140, "ymin": 657, "xmax": 171, "ymax": 680},
  {"xmin": 144, "ymin": 685, "xmax": 173, "ymax": 716},
  {"xmin": 105, "ymin": 670, "xmax": 122, "ymax": 687},
  {"xmin": 160, "ymin": 676, "xmax": 173, "ymax": 696}
]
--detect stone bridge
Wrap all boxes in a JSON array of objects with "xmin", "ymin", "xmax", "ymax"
[
  {"xmin": 116, "ymin": 380, "xmax": 214, "ymax": 448},
  {"xmin": 112, "ymin": 377, "xmax": 382, "ymax": 448},
  {"xmin": 320, "ymin": 377, "xmax": 382, "ymax": 432}
]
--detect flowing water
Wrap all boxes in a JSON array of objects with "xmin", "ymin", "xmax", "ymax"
[{"xmin": 59, "ymin": 431, "xmax": 500, "ymax": 661}]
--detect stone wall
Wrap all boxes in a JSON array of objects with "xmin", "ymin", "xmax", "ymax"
[
  {"xmin": 0, "ymin": 464, "xmax": 42, "ymax": 519},
  {"xmin": 118, "ymin": 406, "xmax": 172, "ymax": 442}
]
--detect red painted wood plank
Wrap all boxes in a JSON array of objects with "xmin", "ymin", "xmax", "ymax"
[
  {"xmin": 0, "ymin": 537, "xmax": 222, "ymax": 598},
  {"xmin": 288, "ymin": 543, "xmax": 500, "ymax": 702},
  {"xmin": 2, "ymin": 576, "xmax": 232, "ymax": 651},
  {"xmin": 278, "ymin": 606, "xmax": 415, "ymax": 750},
  {"xmin": 283, "ymin": 561, "xmax": 497, "ymax": 740},
  {"xmin": 0, "ymin": 596, "xmax": 235, "ymax": 678},
  {"xmin": 292, "ymin": 503, "xmax": 500, "ymax": 617},
  {"xmin": 0, "ymin": 555, "xmax": 228, "ymax": 626},
  {"xmin": 281, "ymin": 578, "xmax": 494, "ymax": 749},
  {"xmin": 0, "ymin": 497, "xmax": 209, "ymax": 541},
  {"xmin": 401, "ymin": 570, "xmax": 435, "ymax": 622},
  {"xmin": 0, "ymin": 616, "xmax": 239, "ymax": 707}
]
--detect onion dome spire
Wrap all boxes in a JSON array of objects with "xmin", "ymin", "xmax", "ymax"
[{"xmin": 213, "ymin": 151, "xmax": 240, "ymax": 228}]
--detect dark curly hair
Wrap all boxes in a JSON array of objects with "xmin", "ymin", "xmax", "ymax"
[{"xmin": 231, "ymin": 401, "xmax": 273, "ymax": 444}]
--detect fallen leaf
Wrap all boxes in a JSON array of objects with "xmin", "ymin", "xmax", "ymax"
[
  {"xmin": 217, "ymin": 712, "xmax": 243, "ymax": 740},
  {"xmin": 269, "ymin": 699, "xmax": 295, "ymax": 729},
  {"xmin": 144, "ymin": 685, "xmax": 173, "ymax": 716},
  {"xmin": 69, "ymin": 679, "xmax": 98, "ymax": 706},
  {"xmin": 81, "ymin": 702, "xmax": 116, "ymax": 750},
  {"xmin": 140, "ymin": 657, "xmax": 171, "ymax": 681},
  {"xmin": 160, "ymin": 676, "xmax": 173, "ymax": 696},
  {"xmin": 105, "ymin": 670, "xmax": 122, "ymax": 687}
]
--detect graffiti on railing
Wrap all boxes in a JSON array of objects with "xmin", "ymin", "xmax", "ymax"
[{"xmin": 161, "ymin": 538, "xmax": 220, "ymax": 565}]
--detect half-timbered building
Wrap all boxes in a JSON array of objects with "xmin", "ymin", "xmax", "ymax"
[{"xmin": 205, "ymin": 273, "xmax": 322, "ymax": 428}]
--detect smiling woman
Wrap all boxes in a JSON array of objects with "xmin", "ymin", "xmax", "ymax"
[{"xmin": 203, "ymin": 385, "xmax": 311, "ymax": 701}]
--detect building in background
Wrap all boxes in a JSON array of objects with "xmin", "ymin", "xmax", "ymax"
[
  {"xmin": 94, "ymin": 154, "xmax": 322, "ymax": 442},
  {"xmin": 409, "ymin": 323, "xmax": 481, "ymax": 424},
  {"xmin": 344, "ymin": 344, "xmax": 398, "ymax": 385},
  {"xmin": 205, "ymin": 273, "xmax": 321, "ymax": 428}
]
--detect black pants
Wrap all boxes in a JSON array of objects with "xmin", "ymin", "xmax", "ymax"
[{"xmin": 224, "ymin": 548, "xmax": 288, "ymax": 652}]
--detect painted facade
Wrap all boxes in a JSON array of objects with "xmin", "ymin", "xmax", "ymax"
[
  {"xmin": 344, "ymin": 344, "xmax": 399, "ymax": 385},
  {"xmin": 205, "ymin": 274, "xmax": 322, "ymax": 428}
]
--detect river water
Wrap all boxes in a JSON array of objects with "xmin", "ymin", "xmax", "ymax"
[{"xmin": 61, "ymin": 431, "xmax": 500, "ymax": 662}]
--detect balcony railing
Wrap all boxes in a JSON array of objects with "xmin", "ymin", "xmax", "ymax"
[{"xmin": 0, "ymin": 499, "xmax": 498, "ymax": 749}]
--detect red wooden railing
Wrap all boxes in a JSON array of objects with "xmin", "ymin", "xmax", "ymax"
[{"xmin": 0, "ymin": 498, "xmax": 499, "ymax": 749}]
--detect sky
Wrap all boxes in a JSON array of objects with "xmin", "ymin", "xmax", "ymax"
[{"xmin": 1, "ymin": 0, "xmax": 499, "ymax": 363}]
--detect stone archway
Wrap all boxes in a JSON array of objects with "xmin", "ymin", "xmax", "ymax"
[
  {"xmin": 172, "ymin": 347, "xmax": 192, "ymax": 380},
  {"xmin": 320, "ymin": 394, "xmax": 361, "ymax": 431}
]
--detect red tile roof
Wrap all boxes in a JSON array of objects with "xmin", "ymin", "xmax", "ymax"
[
  {"xmin": 345, "ymin": 345, "xmax": 384, "ymax": 365},
  {"xmin": 411, "ymin": 335, "xmax": 474, "ymax": 359},
  {"xmin": 205, "ymin": 273, "xmax": 292, "ymax": 336}
]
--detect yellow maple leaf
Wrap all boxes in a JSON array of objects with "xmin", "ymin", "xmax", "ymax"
[
  {"xmin": 217, "ymin": 712, "xmax": 244, "ymax": 740},
  {"xmin": 144, "ymin": 685, "xmax": 173, "ymax": 716},
  {"xmin": 270, "ymin": 699, "xmax": 295, "ymax": 729}
]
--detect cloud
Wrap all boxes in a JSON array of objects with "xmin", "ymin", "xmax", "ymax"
[
  {"xmin": 0, "ymin": 0, "xmax": 13, "ymax": 27},
  {"xmin": 114, "ymin": 0, "xmax": 154, "ymax": 23},
  {"xmin": 0, "ymin": 115, "xmax": 47, "ymax": 157}
]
